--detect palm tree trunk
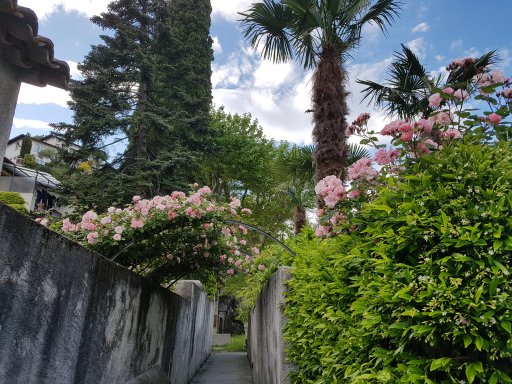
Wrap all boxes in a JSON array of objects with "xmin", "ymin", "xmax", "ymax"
[
  {"xmin": 294, "ymin": 205, "xmax": 306, "ymax": 235},
  {"xmin": 312, "ymin": 46, "xmax": 349, "ymax": 207}
]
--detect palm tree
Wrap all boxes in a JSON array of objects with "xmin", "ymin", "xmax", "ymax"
[
  {"xmin": 272, "ymin": 143, "xmax": 370, "ymax": 233},
  {"xmin": 239, "ymin": 0, "xmax": 402, "ymax": 207},
  {"xmin": 357, "ymin": 44, "xmax": 435, "ymax": 121},
  {"xmin": 357, "ymin": 45, "xmax": 498, "ymax": 121}
]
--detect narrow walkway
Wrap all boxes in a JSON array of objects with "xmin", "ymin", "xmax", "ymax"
[{"xmin": 191, "ymin": 352, "xmax": 253, "ymax": 384}]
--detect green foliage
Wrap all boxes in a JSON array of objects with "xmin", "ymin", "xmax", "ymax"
[
  {"xmin": 22, "ymin": 154, "xmax": 37, "ymax": 168},
  {"xmin": 0, "ymin": 192, "xmax": 26, "ymax": 205},
  {"xmin": 284, "ymin": 142, "xmax": 512, "ymax": 383},
  {"xmin": 212, "ymin": 335, "xmax": 247, "ymax": 352},
  {"xmin": 0, "ymin": 193, "xmax": 28, "ymax": 215},
  {"xmin": 20, "ymin": 134, "xmax": 32, "ymax": 157},
  {"xmin": 8, "ymin": 204, "xmax": 29, "ymax": 215}
]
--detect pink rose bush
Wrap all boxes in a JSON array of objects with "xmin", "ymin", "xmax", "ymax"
[
  {"xmin": 315, "ymin": 59, "xmax": 511, "ymax": 237},
  {"xmin": 44, "ymin": 185, "xmax": 263, "ymax": 283}
]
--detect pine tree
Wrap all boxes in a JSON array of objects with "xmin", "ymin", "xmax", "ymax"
[{"xmin": 53, "ymin": 0, "xmax": 214, "ymax": 205}]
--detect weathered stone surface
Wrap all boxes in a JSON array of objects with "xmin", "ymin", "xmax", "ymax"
[
  {"xmin": 125, "ymin": 365, "xmax": 170, "ymax": 384},
  {"xmin": 0, "ymin": 60, "xmax": 20, "ymax": 164},
  {"xmin": 0, "ymin": 204, "xmax": 213, "ymax": 384},
  {"xmin": 248, "ymin": 266, "xmax": 293, "ymax": 384}
]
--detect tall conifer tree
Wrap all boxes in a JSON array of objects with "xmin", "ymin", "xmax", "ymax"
[{"xmin": 54, "ymin": 0, "xmax": 213, "ymax": 206}]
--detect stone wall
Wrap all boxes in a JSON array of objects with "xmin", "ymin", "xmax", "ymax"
[
  {"xmin": 248, "ymin": 266, "xmax": 293, "ymax": 384},
  {"xmin": 0, "ymin": 204, "xmax": 213, "ymax": 384}
]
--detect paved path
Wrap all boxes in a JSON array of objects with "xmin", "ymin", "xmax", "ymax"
[{"xmin": 191, "ymin": 352, "xmax": 253, "ymax": 384}]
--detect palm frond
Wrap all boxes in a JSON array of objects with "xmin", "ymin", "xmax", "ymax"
[
  {"xmin": 272, "ymin": 144, "xmax": 314, "ymax": 184},
  {"xmin": 239, "ymin": 0, "xmax": 294, "ymax": 63},
  {"xmin": 347, "ymin": 143, "xmax": 370, "ymax": 166},
  {"xmin": 356, "ymin": 43, "xmax": 434, "ymax": 119},
  {"xmin": 447, "ymin": 50, "xmax": 499, "ymax": 86},
  {"xmin": 357, "ymin": 0, "xmax": 402, "ymax": 33}
]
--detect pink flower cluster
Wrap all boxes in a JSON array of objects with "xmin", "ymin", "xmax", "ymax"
[
  {"xmin": 374, "ymin": 148, "xmax": 400, "ymax": 165},
  {"xmin": 53, "ymin": 186, "xmax": 261, "ymax": 277},
  {"xmin": 347, "ymin": 158, "xmax": 378, "ymax": 181},
  {"xmin": 314, "ymin": 175, "xmax": 346, "ymax": 208}
]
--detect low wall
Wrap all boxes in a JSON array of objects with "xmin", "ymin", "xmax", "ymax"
[
  {"xmin": 0, "ymin": 204, "xmax": 213, "ymax": 384},
  {"xmin": 248, "ymin": 266, "xmax": 293, "ymax": 384}
]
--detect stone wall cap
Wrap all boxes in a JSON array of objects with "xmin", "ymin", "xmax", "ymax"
[{"xmin": 0, "ymin": 0, "xmax": 70, "ymax": 89}]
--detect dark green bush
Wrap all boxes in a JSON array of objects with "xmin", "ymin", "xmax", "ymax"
[
  {"xmin": 285, "ymin": 143, "xmax": 512, "ymax": 383},
  {"xmin": 0, "ymin": 192, "xmax": 26, "ymax": 205}
]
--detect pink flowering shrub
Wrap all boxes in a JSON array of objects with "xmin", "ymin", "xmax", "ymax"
[
  {"xmin": 316, "ymin": 60, "xmax": 512, "ymax": 237},
  {"xmin": 45, "ymin": 185, "xmax": 263, "ymax": 283}
]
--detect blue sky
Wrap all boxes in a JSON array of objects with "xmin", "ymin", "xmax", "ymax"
[{"xmin": 11, "ymin": 1, "xmax": 512, "ymax": 150}]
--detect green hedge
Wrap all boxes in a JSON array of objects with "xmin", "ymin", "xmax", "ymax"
[
  {"xmin": 0, "ymin": 191, "xmax": 26, "ymax": 205},
  {"xmin": 285, "ymin": 142, "xmax": 512, "ymax": 383},
  {"xmin": 8, "ymin": 203, "xmax": 29, "ymax": 215}
]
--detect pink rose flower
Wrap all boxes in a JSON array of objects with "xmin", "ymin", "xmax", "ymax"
[
  {"xmin": 87, "ymin": 231, "xmax": 99, "ymax": 244},
  {"xmin": 131, "ymin": 219, "xmax": 144, "ymax": 229},
  {"xmin": 348, "ymin": 189, "xmax": 361, "ymax": 199},
  {"xmin": 443, "ymin": 129, "xmax": 462, "ymax": 139},
  {"xmin": 401, "ymin": 130, "xmax": 413, "ymax": 142},
  {"xmin": 113, "ymin": 234, "xmax": 122, "ymax": 241},
  {"xmin": 315, "ymin": 225, "xmax": 331, "ymax": 237},
  {"xmin": 258, "ymin": 264, "xmax": 266, "ymax": 271},
  {"xmin": 489, "ymin": 113, "xmax": 502, "ymax": 125},
  {"xmin": 502, "ymin": 88, "xmax": 512, "ymax": 98},
  {"xmin": 226, "ymin": 269, "xmax": 235, "ymax": 276},
  {"xmin": 453, "ymin": 89, "xmax": 469, "ymax": 101},
  {"xmin": 430, "ymin": 111, "xmax": 452, "ymax": 125},
  {"xmin": 416, "ymin": 119, "xmax": 433, "ymax": 133},
  {"xmin": 428, "ymin": 93, "xmax": 442, "ymax": 107},
  {"xmin": 442, "ymin": 87, "xmax": 454, "ymax": 95},
  {"xmin": 114, "ymin": 225, "xmax": 125, "ymax": 234}
]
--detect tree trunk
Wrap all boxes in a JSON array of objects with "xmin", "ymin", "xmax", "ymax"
[
  {"xmin": 294, "ymin": 205, "xmax": 306, "ymax": 235},
  {"xmin": 312, "ymin": 46, "xmax": 349, "ymax": 208}
]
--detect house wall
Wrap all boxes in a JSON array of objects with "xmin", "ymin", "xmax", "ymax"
[{"xmin": 0, "ymin": 204, "xmax": 213, "ymax": 384}]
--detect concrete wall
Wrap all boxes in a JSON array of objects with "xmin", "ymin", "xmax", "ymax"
[
  {"xmin": 0, "ymin": 60, "xmax": 20, "ymax": 164},
  {"xmin": 248, "ymin": 266, "xmax": 293, "ymax": 384},
  {"xmin": 0, "ymin": 203, "xmax": 213, "ymax": 384}
]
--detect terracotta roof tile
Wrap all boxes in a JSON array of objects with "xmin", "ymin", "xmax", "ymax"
[{"xmin": 0, "ymin": 0, "xmax": 70, "ymax": 89}]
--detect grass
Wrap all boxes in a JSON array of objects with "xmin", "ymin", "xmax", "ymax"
[{"xmin": 212, "ymin": 334, "xmax": 247, "ymax": 352}]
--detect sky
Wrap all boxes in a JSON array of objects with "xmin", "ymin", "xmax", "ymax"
[{"xmin": 10, "ymin": 1, "xmax": 512, "ymax": 152}]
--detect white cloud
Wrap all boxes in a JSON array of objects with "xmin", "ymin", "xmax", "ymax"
[
  {"xmin": 464, "ymin": 48, "xmax": 481, "ymax": 58},
  {"xmin": 411, "ymin": 22, "xmax": 429, "ymax": 33},
  {"xmin": 18, "ymin": 83, "xmax": 70, "ymax": 108},
  {"xmin": 18, "ymin": 0, "xmax": 110, "ymax": 20},
  {"xmin": 253, "ymin": 61, "xmax": 296, "ymax": 89},
  {"xmin": 211, "ymin": 0, "xmax": 253, "ymax": 22},
  {"xmin": 450, "ymin": 39, "xmax": 463, "ymax": 51},
  {"xmin": 22, "ymin": 0, "xmax": 253, "ymax": 23},
  {"xmin": 213, "ymin": 42, "xmax": 397, "ymax": 146},
  {"xmin": 67, "ymin": 60, "xmax": 83, "ymax": 80},
  {"xmin": 13, "ymin": 118, "xmax": 53, "ymax": 130},
  {"xmin": 212, "ymin": 36, "xmax": 223, "ymax": 55},
  {"xmin": 406, "ymin": 37, "xmax": 427, "ymax": 60}
]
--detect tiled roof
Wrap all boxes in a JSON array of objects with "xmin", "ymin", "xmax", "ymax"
[{"xmin": 0, "ymin": 0, "xmax": 70, "ymax": 89}]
